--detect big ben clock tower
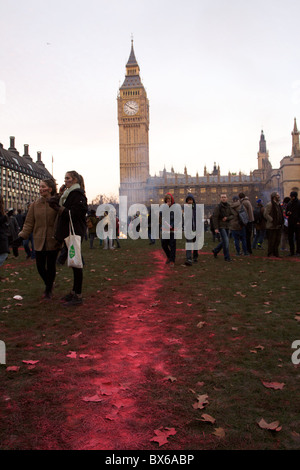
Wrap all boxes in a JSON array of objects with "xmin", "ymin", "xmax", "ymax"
[{"xmin": 118, "ymin": 40, "xmax": 150, "ymax": 205}]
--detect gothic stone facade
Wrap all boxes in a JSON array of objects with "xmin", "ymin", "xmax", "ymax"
[
  {"xmin": 118, "ymin": 44, "xmax": 300, "ymax": 215},
  {"xmin": 0, "ymin": 136, "xmax": 52, "ymax": 210}
]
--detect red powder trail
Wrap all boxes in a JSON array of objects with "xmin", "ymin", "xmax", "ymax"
[{"xmin": 63, "ymin": 250, "xmax": 177, "ymax": 450}]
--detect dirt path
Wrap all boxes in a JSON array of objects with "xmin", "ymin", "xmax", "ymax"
[{"xmin": 62, "ymin": 249, "xmax": 179, "ymax": 450}]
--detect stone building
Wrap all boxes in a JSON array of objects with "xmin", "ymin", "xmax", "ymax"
[
  {"xmin": 118, "ymin": 43, "xmax": 300, "ymax": 215},
  {"xmin": 0, "ymin": 136, "xmax": 52, "ymax": 210}
]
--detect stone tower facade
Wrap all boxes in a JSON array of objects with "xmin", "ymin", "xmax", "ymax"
[
  {"xmin": 279, "ymin": 118, "xmax": 300, "ymax": 197},
  {"xmin": 118, "ymin": 41, "xmax": 150, "ymax": 205}
]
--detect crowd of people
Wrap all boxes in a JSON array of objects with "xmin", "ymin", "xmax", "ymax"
[
  {"xmin": 210, "ymin": 190, "xmax": 300, "ymax": 262},
  {"xmin": 1, "ymin": 183, "xmax": 300, "ymax": 303}
]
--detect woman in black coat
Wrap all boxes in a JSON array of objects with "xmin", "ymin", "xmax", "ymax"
[
  {"xmin": 0, "ymin": 196, "xmax": 9, "ymax": 273},
  {"xmin": 50, "ymin": 171, "xmax": 88, "ymax": 306}
]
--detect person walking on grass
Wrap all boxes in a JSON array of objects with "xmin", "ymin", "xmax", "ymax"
[
  {"xmin": 264, "ymin": 191, "xmax": 284, "ymax": 258},
  {"xmin": 286, "ymin": 191, "xmax": 300, "ymax": 257},
  {"xmin": 252, "ymin": 199, "xmax": 266, "ymax": 250},
  {"xmin": 49, "ymin": 171, "xmax": 88, "ymax": 306},
  {"xmin": 87, "ymin": 209, "xmax": 98, "ymax": 249},
  {"xmin": 184, "ymin": 193, "xmax": 198, "ymax": 266},
  {"xmin": 16, "ymin": 179, "xmax": 61, "ymax": 300},
  {"xmin": 239, "ymin": 192, "xmax": 254, "ymax": 254},
  {"xmin": 229, "ymin": 196, "xmax": 249, "ymax": 256},
  {"xmin": 212, "ymin": 194, "xmax": 234, "ymax": 262},
  {"xmin": 161, "ymin": 192, "xmax": 176, "ymax": 266}
]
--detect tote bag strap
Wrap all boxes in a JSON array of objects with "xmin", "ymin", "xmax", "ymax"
[{"xmin": 68, "ymin": 210, "xmax": 75, "ymax": 236}]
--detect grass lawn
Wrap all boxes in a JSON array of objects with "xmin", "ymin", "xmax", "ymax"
[{"xmin": 0, "ymin": 231, "xmax": 300, "ymax": 450}]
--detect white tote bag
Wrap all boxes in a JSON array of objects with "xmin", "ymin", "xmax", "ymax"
[{"xmin": 64, "ymin": 211, "xmax": 83, "ymax": 269}]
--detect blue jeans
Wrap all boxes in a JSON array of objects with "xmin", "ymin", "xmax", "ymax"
[
  {"xmin": 252, "ymin": 229, "xmax": 266, "ymax": 248},
  {"xmin": 214, "ymin": 228, "xmax": 230, "ymax": 260},
  {"xmin": 232, "ymin": 227, "xmax": 248, "ymax": 254}
]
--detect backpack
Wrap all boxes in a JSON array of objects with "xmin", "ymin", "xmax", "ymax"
[
  {"xmin": 238, "ymin": 203, "xmax": 249, "ymax": 226},
  {"xmin": 253, "ymin": 207, "xmax": 263, "ymax": 224}
]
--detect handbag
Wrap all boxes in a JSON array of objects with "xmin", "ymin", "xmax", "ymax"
[{"xmin": 64, "ymin": 211, "xmax": 83, "ymax": 269}]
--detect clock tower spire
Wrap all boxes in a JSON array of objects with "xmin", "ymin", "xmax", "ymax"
[{"xmin": 118, "ymin": 41, "xmax": 150, "ymax": 205}]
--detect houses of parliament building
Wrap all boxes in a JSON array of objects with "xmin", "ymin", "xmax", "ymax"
[{"xmin": 118, "ymin": 42, "xmax": 300, "ymax": 215}]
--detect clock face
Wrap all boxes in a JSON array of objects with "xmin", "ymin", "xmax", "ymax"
[{"xmin": 124, "ymin": 100, "xmax": 139, "ymax": 116}]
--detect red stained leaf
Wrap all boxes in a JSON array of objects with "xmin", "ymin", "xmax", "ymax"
[
  {"xmin": 66, "ymin": 351, "xmax": 77, "ymax": 359},
  {"xmin": 71, "ymin": 332, "xmax": 82, "ymax": 338},
  {"xmin": 262, "ymin": 381, "xmax": 285, "ymax": 390},
  {"xmin": 6, "ymin": 366, "xmax": 20, "ymax": 372},
  {"xmin": 22, "ymin": 360, "xmax": 39, "ymax": 365},
  {"xmin": 82, "ymin": 394, "xmax": 103, "ymax": 403},
  {"xmin": 150, "ymin": 427, "xmax": 177, "ymax": 447}
]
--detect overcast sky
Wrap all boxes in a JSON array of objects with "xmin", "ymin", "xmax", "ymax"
[{"xmin": 0, "ymin": 0, "xmax": 299, "ymax": 202}]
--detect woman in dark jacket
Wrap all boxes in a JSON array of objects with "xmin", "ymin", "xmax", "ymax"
[
  {"xmin": 50, "ymin": 171, "xmax": 88, "ymax": 306},
  {"xmin": 0, "ymin": 196, "xmax": 9, "ymax": 273}
]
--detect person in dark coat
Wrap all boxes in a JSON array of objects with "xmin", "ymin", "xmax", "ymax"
[
  {"xmin": 212, "ymin": 194, "xmax": 234, "ymax": 261},
  {"xmin": 184, "ymin": 193, "xmax": 198, "ymax": 265},
  {"xmin": 49, "ymin": 171, "xmax": 88, "ymax": 306},
  {"xmin": 0, "ymin": 196, "xmax": 9, "ymax": 273},
  {"xmin": 286, "ymin": 191, "xmax": 300, "ymax": 256},
  {"xmin": 264, "ymin": 192, "xmax": 284, "ymax": 257},
  {"xmin": 161, "ymin": 192, "xmax": 177, "ymax": 266}
]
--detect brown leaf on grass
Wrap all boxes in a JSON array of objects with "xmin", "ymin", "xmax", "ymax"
[
  {"xmin": 150, "ymin": 427, "xmax": 177, "ymax": 447},
  {"xmin": 257, "ymin": 418, "xmax": 281, "ymax": 431},
  {"xmin": 255, "ymin": 345, "xmax": 265, "ymax": 350},
  {"xmin": 200, "ymin": 414, "xmax": 216, "ymax": 424},
  {"xmin": 212, "ymin": 427, "xmax": 225, "ymax": 438},
  {"xmin": 262, "ymin": 381, "xmax": 285, "ymax": 390},
  {"xmin": 193, "ymin": 394, "xmax": 209, "ymax": 410},
  {"xmin": 197, "ymin": 321, "xmax": 206, "ymax": 329},
  {"xmin": 294, "ymin": 315, "xmax": 300, "ymax": 322}
]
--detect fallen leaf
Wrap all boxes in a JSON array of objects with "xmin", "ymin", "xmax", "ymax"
[
  {"xmin": 197, "ymin": 321, "xmax": 206, "ymax": 329},
  {"xmin": 22, "ymin": 360, "xmax": 39, "ymax": 365},
  {"xmin": 257, "ymin": 418, "xmax": 281, "ymax": 431},
  {"xmin": 262, "ymin": 381, "xmax": 285, "ymax": 390},
  {"xmin": 13, "ymin": 295, "xmax": 23, "ymax": 300},
  {"xmin": 200, "ymin": 414, "xmax": 216, "ymax": 424},
  {"xmin": 212, "ymin": 427, "xmax": 225, "ymax": 438},
  {"xmin": 82, "ymin": 394, "xmax": 103, "ymax": 402},
  {"xmin": 164, "ymin": 375, "xmax": 177, "ymax": 382},
  {"xmin": 71, "ymin": 332, "xmax": 82, "ymax": 338},
  {"xmin": 150, "ymin": 427, "xmax": 177, "ymax": 447},
  {"xmin": 6, "ymin": 366, "xmax": 20, "ymax": 372},
  {"xmin": 193, "ymin": 394, "xmax": 209, "ymax": 410},
  {"xmin": 66, "ymin": 351, "xmax": 77, "ymax": 359}
]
